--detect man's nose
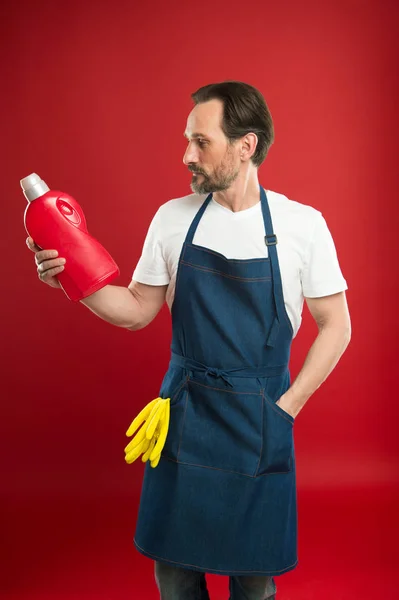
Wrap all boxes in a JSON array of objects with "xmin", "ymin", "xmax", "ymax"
[{"xmin": 183, "ymin": 142, "xmax": 198, "ymax": 165}]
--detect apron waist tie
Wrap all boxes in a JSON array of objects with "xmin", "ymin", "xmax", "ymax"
[{"xmin": 170, "ymin": 352, "xmax": 288, "ymax": 386}]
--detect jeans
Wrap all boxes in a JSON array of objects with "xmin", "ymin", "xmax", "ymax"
[{"xmin": 155, "ymin": 561, "xmax": 277, "ymax": 600}]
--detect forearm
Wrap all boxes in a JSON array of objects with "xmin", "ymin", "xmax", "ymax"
[
  {"xmin": 279, "ymin": 323, "xmax": 351, "ymax": 418},
  {"xmin": 79, "ymin": 284, "xmax": 144, "ymax": 329}
]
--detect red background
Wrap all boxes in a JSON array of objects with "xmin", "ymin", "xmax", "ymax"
[{"xmin": 1, "ymin": 0, "xmax": 398, "ymax": 598}]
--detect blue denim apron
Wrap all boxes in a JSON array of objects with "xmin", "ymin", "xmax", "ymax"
[{"xmin": 134, "ymin": 185, "xmax": 297, "ymax": 576}]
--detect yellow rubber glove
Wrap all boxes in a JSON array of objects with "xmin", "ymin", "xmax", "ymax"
[
  {"xmin": 149, "ymin": 399, "xmax": 170, "ymax": 468},
  {"xmin": 124, "ymin": 397, "xmax": 160, "ymax": 464},
  {"xmin": 124, "ymin": 397, "xmax": 170, "ymax": 467}
]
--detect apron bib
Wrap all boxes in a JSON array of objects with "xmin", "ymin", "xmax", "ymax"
[{"xmin": 134, "ymin": 186, "xmax": 298, "ymax": 576}]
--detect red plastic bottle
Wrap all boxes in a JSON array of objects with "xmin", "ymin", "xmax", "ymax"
[{"xmin": 22, "ymin": 173, "xmax": 120, "ymax": 301}]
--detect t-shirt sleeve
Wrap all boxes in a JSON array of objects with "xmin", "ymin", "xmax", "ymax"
[
  {"xmin": 132, "ymin": 208, "xmax": 171, "ymax": 286},
  {"xmin": 301, "ymin": 212, "xmax": 348, "ymax": 298}
]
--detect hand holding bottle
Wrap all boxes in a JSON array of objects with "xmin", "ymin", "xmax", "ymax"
[{"xmin": 26, "ymin": 236, "xmax": 65, "ymax": 289}]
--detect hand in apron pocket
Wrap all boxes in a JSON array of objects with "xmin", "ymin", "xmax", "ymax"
[{"xmin": 256, "ymin": 392, "xmax": 294, "ymax": 476}]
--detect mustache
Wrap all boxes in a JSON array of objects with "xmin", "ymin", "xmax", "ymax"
[{"xmin": 188, "ymin": 167, "xmax": 206, "ymax": 175}]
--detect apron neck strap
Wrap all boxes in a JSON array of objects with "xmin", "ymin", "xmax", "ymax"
[
  {"xmin": 185, "ymin": 193, "xmax": 213, "ymax": 244},
  {"xmin": 260, "ymin": 186, "xmax": 290, "ymax": 342},
  {"xmin": 260, "ymin": 185, "xmax": 274, "ymax": 239}
]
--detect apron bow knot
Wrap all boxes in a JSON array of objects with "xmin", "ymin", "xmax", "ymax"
[{"xmin": 205, "ymin": 367, "xmax": 234, "ymax": 387}]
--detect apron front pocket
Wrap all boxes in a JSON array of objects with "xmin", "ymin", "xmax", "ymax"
[
  {"xmin": 256, "ymin": 392, "xmax": 294, "ymax": 476},
  {"xmin": 174, "ymin": 379, "xmax": 263, "ymax": 477}
]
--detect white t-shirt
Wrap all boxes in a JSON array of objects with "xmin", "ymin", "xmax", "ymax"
[{"xmin": 132, "ymin": 189, "xmax": 348, "ymax": 337}]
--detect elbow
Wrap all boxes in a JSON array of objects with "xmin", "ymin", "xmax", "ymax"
[
  {"xmin": 126, "ymin": 321, "xmax": 146, "ymax": 332},
  {"xmin": 336, "ymin": 320, "xmax": 352, "ymax": 352},
  {"xmin": 342, "ymin": 324, "xmax": 352, "ymax": 350},
  {"xmin": 343, "ymin": 312, "xmax": 352, "ymax": 346},
  {"xmin": 126, "ymin": 316, "xmax": 153, "ymax": 331},
  {"xmin": 346, "ymin": 321, "xmax": 352, "ymax": 345},
  {"xmin": 319, "ymin": 317, "xmax": 352, "ymax": 349}
]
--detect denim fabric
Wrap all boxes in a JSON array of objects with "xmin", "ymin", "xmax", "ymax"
[
  {"xmin": 134, "ymin": 186, "xmax": 298, "ymax": 575},
  {"xmin": 155, "ymin": 561, "xmax": 277, "ymax": 600}
]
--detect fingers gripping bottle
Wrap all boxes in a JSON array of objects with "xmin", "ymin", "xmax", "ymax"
[{"xmin": 21, "ymin": 173, "xmax": 120, "ymax": 301}]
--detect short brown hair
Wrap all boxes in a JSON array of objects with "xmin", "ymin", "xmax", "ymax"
[{"xmin": 191, "ymin": 81, "xmax": 274, "ymax": 167}]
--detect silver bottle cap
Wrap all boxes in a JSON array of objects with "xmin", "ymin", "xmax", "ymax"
[{"xmin": 20, "ymin": 173, "xmax": 50, "ymax": 202}]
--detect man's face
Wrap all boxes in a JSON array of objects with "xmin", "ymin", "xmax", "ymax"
[{"xmin": 183, "ymin": 99, "xmax": 241, "ymax": 194}]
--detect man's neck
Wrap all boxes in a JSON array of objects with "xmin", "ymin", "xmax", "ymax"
[{"xmin": 212, "ymin": 173, "xmax": 261, "ymax": 213}]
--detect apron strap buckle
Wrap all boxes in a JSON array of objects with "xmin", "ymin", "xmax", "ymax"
[{"xmin": 264, "ymin": 234, "xmax": 278, "ymax": 246}]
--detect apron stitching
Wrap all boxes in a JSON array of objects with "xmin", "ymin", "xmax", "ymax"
[
  {"xmin": 170, "ymin": 376, "xmax": 189, "ymax": 404},
  {"xmin": 164, "ymin": 455, "xmax": 256, "ymax": 477},
  {"xmin": 187, "ymin": 244, "xmax": 270, "ymax": 264},
  {"xmin": 181, "ymin": 260, "xmax": 272, "ymax": 282},
  {"xmin": 162, "ymin": 455, "xmax": 291, "ymax": 478},
  {"xmin": 134, "ymin": 539, "xmax": 298, "ymax": 574},
  {"xmin": 173, "ymin": 240, "xmax": 187, "ymax": 296}
]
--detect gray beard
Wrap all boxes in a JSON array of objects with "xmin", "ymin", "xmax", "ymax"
[{"xmin": 190, "ymin": 169, "xmax": 239, "ymax": 195}]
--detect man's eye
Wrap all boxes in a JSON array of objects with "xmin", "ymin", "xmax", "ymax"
[{"xmin": 185, "ymin": 138, "xmax": 207, "ymax": 147}]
